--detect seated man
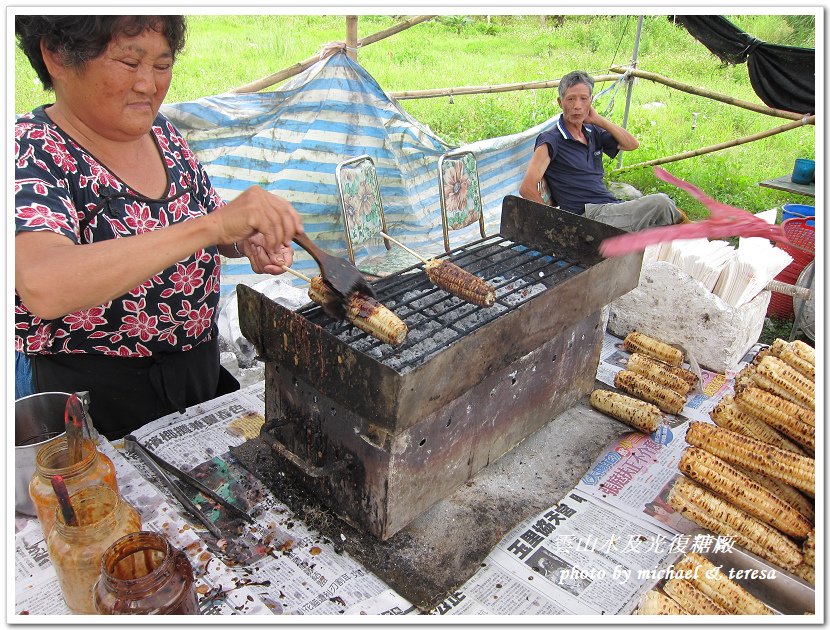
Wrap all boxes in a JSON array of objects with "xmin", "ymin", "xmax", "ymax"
[{"xmin": 519, "ymin": 70, "xmax": 686, "ymax": 231}]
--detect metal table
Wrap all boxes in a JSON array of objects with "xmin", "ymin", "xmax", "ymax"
[{"xmin": 759, "ymin": 175, "xmax": 815, "ymax": 198}]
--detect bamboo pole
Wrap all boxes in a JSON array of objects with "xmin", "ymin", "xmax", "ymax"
[
  {"xmin": 612, "ymin": 115, "xmax": 816, "ymax": 173},
  {"xmin": 610, "ymin": 65, "xmax": 813, "ymax": 122},
  {"xmin": 346, "ymin": 16, "xmax": 358, "ymax": 61},
  {"xmin": 230, "ymin": 15, "xmax": 436, "ymax": 93},
  {"xmin": 389, "ymin": 74, "xmax": 619, "ymax": 100},
  {"xmin": 359, "ymin": 15, "xmax": 435, "ymax": 46}
]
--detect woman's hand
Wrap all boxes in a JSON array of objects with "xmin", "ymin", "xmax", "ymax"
[
  {"xmin": 213, "ymin": 186, "xmax": 303, "ymax": 255},
  {"xmin": 238, "ymin": 241, "xmax": 295, "ymax": 275}
]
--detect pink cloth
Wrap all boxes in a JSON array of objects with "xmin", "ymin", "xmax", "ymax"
[{"xmin": 599, "ymin": 167, "xmax": 797, "ymax": 257}]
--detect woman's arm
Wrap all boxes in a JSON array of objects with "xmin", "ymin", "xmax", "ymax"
[{"xmin": 16, "ymin": 185, "xmax": 302, "ymax": 320}]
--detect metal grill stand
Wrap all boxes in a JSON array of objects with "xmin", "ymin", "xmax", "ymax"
[{"xmin": 239, "ymin": 196, "xmax": 643, "ymax": 540}]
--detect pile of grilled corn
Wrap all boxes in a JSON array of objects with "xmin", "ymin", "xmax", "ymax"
[
  {"xmin": 667, "ymin": 338, "xmax": 815, "ymax": 581},
  {"xmin": 590, "ymin": 332, "xmax": 696, "ymax": 431},
  {"xmin": 636, "ymin": 552, "xmax": 772, "ymax": 615}
]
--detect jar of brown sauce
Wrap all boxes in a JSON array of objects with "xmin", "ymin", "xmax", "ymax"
[
  {"xmin": 30, "ymin": 437, "xmax": 118, "ymax": 538},
  {"xmin": 46, "ymin": 485, "xmax": 141, "ymax": 614},
  {"xmin": 94, "ymin": 531, "xmax": 200, "ymax": 615}
]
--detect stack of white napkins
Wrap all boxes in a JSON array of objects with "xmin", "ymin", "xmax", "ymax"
[
  {"xmin": 712, "ymin": 235, "xmax": 793, "ymax": 307},
  {"xmin": 649, "ymin": 209, "xmax": 793, "ymax": 308},
  {"xmin": 656, "ymin": 238, "xmax": 736, "ymax": 292}
]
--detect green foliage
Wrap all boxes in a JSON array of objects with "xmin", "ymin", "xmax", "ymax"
[
  {"xmin": 727, "ymin": 14, "xmax": 815, "ymax": 47},
  {"xmin": 757, "ymin": 317, "xmax": 812, "ymax": 346},
  {"xmin": 439, "ymin": 15, "xmax": 474, "ymax": 35},
  {"xmin": 474, "ymin": 20, "xmax": 500, "ymax": 36},
  {"xmin": 13, "ymin": 14, "xmax": 816, "ymax": 215}
]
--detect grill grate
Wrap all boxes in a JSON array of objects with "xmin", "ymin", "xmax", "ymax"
[{"xmin": 299, "ymin": 235, "xmax": 586, "ymax": 372}]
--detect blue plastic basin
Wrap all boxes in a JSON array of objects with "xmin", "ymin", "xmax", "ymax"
[{"xmin": 782, "ymin": 203, "xmax": 815, "ymax": 226}]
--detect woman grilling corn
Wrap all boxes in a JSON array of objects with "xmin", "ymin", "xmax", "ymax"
[{"xmin": 14, "ymin": 16, "xmax": 303, "ymax": 439}]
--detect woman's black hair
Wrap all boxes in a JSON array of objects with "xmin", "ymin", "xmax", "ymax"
[{"xmin": 15, "ymin": 16, "xmax": 187, "ymax": 90}]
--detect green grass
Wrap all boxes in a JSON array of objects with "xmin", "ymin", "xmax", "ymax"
[{"xmin": 14, "ymin": 13, "xmax": 816, "ymax": 220}]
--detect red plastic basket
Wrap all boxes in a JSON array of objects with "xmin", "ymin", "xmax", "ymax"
[
  {"xmin": 779, "ymin": 217, "xmax": 815, "ymax": 266},
  {"xmin": 767, "ymin": 217, "xmax": 815, "ymax": 319}
]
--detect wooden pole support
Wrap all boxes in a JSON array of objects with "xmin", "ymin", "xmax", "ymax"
[
  {"xmin": 609, "ymin": 65, "xmax": 814, "ymax": 122},
  {"xmin": 613, "ymin": 115, "xmax": 815, "ymax": 173},
  {"xmin": 346, "ymin": 16, "xmax": 358, "ymax": 61}
]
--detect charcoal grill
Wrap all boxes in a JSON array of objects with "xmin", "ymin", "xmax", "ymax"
[{"xmin": 238, "ymin": 196, "xmax": 642, "ymax": 539}]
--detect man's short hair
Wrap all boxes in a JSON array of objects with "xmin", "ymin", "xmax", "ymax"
[{"xmin": 558, "ymin": 70, "xmax": 594, "ymax": 98}]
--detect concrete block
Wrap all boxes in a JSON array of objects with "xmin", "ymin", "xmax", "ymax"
[{"xmin": 607, "ymin": 261, "xmax": 770, "ymax": 374}]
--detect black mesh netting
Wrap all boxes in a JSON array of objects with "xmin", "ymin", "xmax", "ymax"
[{"xmin": 674, "ymin": 15, "xmax": 814, "ymax": 114}]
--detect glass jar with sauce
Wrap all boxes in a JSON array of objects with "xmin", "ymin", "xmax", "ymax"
[
  {"xmin": 94, "ymin": 531, "xmax": 200, "ymax": 615},
  {"xmin": 29, "ymin": 437, "xmax": 118, "ymax": 538},
  {"xmin": 46, "ymin": 485, "xmax": 141, "ymax": 614}
]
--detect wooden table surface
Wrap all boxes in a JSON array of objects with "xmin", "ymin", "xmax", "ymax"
[{"xmin": 759, "ymin": 174, "xmax": 815, "ymax": 198}]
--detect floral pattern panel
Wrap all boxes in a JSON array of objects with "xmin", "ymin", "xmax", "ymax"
[
  {"xmin": 441, "ymin": 153, "xmax": 482, "ymax": 230},
  {"xmin": 338, "ymin": 158, "xmax": 383, "ymax": 248}
]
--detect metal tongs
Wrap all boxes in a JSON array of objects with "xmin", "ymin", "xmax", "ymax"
[
  {"xmin": 124, "ymin": 435, "xmax": 253, "ymax": 538},
  {"xmin": 292, "ymin": 232, "xmax": 375, "ymax": 318}
]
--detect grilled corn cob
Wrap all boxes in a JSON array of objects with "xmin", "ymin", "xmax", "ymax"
[
  {"xmin": 636, "ymin": 589, "xmax": 686, "ymax": 615},
  {"xmin": 790, "ymin": 340, "xmax": 815, "ymax": 367},
  {"xmin": 750, "ymin": 346, "xmax": 772, "ymax": 366},
  {"xmin": 424, "ymin": 259, "xmax": 495, "ymax": 307},
  {"xmin": 662, "ymin": 577, "xmax": 727, "ymax": 615},
  {"xmin": 803, "ymin": 530, "xmax": 814, "ymax": 568},
  {"xmin": 626, "ymin": 353, "xmax": 691, "ymax": 396},
  {"xmin": 674, "ymin": 552, "xmax": 771, "ymax": 615},
  {"xmin": 678, "ymin": 447, "xmax": 811, "ymax": 539},
  {"xmin": 623, "ymin": 331, "xmax": 683, "ymax": 367},
  {"xmin": 662, "ymin": 362, "xmax": 699, "ymax": 387},
  {"xmin": 614, "ymin": 370, "xmax": 686, "ymax": 415},
  {"xmin": 737, "ymin": 386, "xmax": 815, "ymax": 428},
  {"xmin": 709, "ymin": 396, "xmax": 806, "ymax": 455},
  {"xmin": 733, "ymin": 364, "xmax": 757, "ymax": 396},
  {"xmin": 308, "ymin": 276, "xmax": 407, "ymax": 346},
  {"xmin": 589, "ymin": 389, "xmax": 663, "ymax": 433},
  {"xmin": 742, "ymin": 470, "xmax": 815, "ymax": 524},
  {"xmin": 685, "ymin": 422, "xmax": 815, "ymax": 496},
  {"xmin": 754, "ymin": 356, "xmax": 814, "ymax": 411},
  {"xmin": 779, "ymin": 347, "xmax": 815, "ymax": 381},
  {"xmin": 794, "ymin": 563, "xmax": 815, "ymax": 585},
  {"xmin": 735, "ymin": 388, "xmax": 815, "ymax": 452},
  {"xmin": 768, "ymin": 338, "xmax": 789, "ymax": 358},
  {"xmin": 667, "ymin": 477, "xmax": 804, "ymax": 569}
]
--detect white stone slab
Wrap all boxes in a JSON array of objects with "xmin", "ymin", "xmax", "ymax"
[{"xmin": 607, "ymin": 261, "xmax": 770, "ymax": 374}]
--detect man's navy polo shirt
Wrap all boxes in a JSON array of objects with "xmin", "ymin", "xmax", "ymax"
[{"xmin": 535, "ymin": 118, "xmax": 621, "ymax": 214}]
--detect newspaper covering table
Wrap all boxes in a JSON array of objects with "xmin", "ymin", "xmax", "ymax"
[
  {"xmin": 431, "ymin": 332, "xmax": 762, "ymax": 616},
  {"xmin": 14, "ymin": 380, "xmax": 414, "ymax": 617},
  {"xmin": 14, "ymin": 333, "xmax": 757, "ymax": 618}
]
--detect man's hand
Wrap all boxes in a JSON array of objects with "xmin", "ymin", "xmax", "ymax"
[
  {"xmin": 585, "ymin": 104, "xmax": 603, "ymax": 126},
  {"xmin": 585, "ymin": 106, "xmax": 639, "ymax": 151}
]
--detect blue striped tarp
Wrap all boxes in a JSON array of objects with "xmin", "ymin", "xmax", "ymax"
[{"xmin": 161, "ymin": 52, "xmax": 560, "ymax": 302}]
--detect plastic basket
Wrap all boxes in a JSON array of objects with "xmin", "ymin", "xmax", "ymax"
[
  {"xmin": 767, "ymin": 217, "xmax": 815, "ymax": 319},
  {"xmin": 780, "ymin": 217, "xmax": 815, "ymax": 266},
  {"xmin": 781, "ymin": 203, "xmax": 815, "ymax": 225}
]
